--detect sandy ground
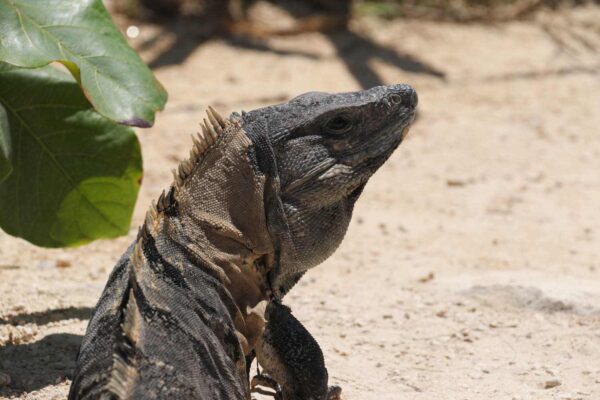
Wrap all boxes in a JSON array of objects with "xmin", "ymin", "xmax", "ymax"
[{"xmin": 1, "ymin": 6, "xmax": 600, "ymax": 400}]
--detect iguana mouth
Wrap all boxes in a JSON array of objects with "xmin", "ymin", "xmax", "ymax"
[{"xmin": 336, "ymin": 130, "xmax": 409, "ymax": 168}]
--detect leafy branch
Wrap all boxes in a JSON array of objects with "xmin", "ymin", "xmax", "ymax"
[{"xmin": 0, "ymin": 0, "xmax": 167, "ymax": 247}]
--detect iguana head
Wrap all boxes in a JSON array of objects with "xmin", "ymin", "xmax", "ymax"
[{"xmin": 236, "ymin": 84, "xmax": 417, "ymax": 298}]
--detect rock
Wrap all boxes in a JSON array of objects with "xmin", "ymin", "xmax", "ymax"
[
  {"xmin": 418, "ymin": 272, "xmax": 435, "ymax": 283},
  {"xmin": 543, "ymin": 379, "xmax": 561, "ymax": 389},
  {"xmin": 56, "ymin": 259, "xmax": 72, "ymax": 268}
]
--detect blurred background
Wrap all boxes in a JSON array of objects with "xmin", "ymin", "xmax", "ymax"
[{"xmin": 1, "ymin": 1, "xmax": 599, "ymax": 399}]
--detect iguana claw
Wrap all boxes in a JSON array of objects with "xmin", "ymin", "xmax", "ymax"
[
  {"xmin": 251, "ymin": 373, "xmax": 342, "ymax": 400},
  {"xmin": 251, "ymin": 373, "xmax": 282, "ymax": 399},
  {"xmin": 326, "ymin": 385, "xmax": 343, "ymax": 400}
]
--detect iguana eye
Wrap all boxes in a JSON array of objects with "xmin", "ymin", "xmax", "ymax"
[{"xmin": 325, "ymin": 115, "xmax": 352, "ymax": 134}]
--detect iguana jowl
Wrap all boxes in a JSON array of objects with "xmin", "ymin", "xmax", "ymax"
[{"xmin": 69, "ymin": 84, "xmax": 417, "ymax": 399}]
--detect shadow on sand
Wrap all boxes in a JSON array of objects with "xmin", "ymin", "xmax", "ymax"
[
  {"xmin": 142, "ymin": 16, "xmax": 446, "ymax": 88},
  {"xmin": 0, "ymin": 333, "xmax": 82, "ymax": 395},
  {"xmin": 0, "ymin": 306, "xmax": 93, "ymax": 326},
  {"xmin": 0, "ymin": 307, "xmax": 91, "ymax": 395}
]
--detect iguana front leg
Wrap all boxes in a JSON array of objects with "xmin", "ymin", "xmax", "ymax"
[{"xmin": 253, "ymin": 301, "xmax": 342, "ymax": 400}]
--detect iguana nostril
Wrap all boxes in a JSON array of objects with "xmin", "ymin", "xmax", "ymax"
[
  {"xmin": 388, "ymin": 86, "xmax": 417, "ymax": 109},
  {"xmin": 389, "ymin": 94, "xmax": 402, "ymax": 104}
]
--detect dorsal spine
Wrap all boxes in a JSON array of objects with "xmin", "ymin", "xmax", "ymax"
[{"xmin": 144, "ymin": 106, "xmax": 233, "ymax": 231}]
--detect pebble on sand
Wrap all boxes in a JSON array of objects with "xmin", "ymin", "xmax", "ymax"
[{"xmin": 543, "ymin": 379, "xmax": 561, "ymax": 389}]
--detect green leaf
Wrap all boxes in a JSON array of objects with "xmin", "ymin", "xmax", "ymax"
[
  {"xmin": 0, "ymin": 63, "xmax": 142, "ymax": 247},
  {"xmin": 0, "ymin": 0, "xmax": 167, "ymax": 127},
  {"xmin": 0, "ymin": 103, "xmax": 12, "ymax": 182}
]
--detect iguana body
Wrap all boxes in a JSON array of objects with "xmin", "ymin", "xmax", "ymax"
[{"xmin": 70, "ymin": 84, "xmax": 417, "ymax": 399}]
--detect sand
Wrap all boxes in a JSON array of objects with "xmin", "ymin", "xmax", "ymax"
[{"xmin": 1, "ymin": 6, "xmax": 599, "ymax": 399}]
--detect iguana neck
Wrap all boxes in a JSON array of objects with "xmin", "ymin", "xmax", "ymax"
[{"xmin": 141, "ymin": 111, "xmax": 274, "ymax": 349}]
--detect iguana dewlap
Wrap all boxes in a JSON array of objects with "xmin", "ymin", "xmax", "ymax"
[{"xmin": 69, "ymin": 84, "xmax": 417, "ymax": 399}]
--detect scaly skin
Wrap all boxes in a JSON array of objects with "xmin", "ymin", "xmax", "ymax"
[
  {"xmin": 69, "ymin": 85, "xmax": 417, "ymax": 399},
  {"xmin": 252, "ymin": 301, "xmax": 342, "ymax": 400}
]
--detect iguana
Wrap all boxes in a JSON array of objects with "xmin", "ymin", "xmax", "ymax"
[{"xmin": 69, "ymin": 84, "xmax": 417, "ymax": 399}]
